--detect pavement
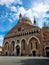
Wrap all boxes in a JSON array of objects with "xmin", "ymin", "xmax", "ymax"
[{"xmin": 0, "ymin": 56, "xmax": 49, "ymax": 65}]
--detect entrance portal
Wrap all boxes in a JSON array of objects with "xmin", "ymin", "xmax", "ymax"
[
  {"xmin": 5, "ymin": 52, "xmax": 8, "ymax": 56},
  {"xmin": 28, "ymin": 36, "xmax": 40, "ymax": 56},
  {"xmin": 16, "ymin": 45, "xmax": 20, "ymax": 56},
  {"xmin": 46, "ymin": 51, "xmax": 49, "ymax": 57},
  {"xmin": 32, "ymin": 51, "xmax": 36, "ymax": 56},
  {"xmin": 45, "ymin": 47, "xmax": 49, "ymax": 57}
]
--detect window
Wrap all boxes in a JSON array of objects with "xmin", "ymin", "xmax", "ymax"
[
  {"xmin": 17, "ymin": 40, "xmax": 20, "ymax": 43},
  {"xmin": 18, "ymin": 27, "xmax": 21, "ymax": 32}
]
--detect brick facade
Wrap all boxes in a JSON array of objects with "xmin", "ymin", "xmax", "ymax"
[{"xmin": 2, "ymin": 14, "xmax": 49, "ymax": 57}]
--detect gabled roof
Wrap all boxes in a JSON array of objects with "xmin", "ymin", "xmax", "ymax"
[{"xmin": 6, "ymin": 22, "xmax": 40, "ymax": 35}]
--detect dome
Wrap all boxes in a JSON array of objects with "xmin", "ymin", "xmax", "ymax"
[
  {"xmin": 19, "ymin": 13, "xmax": 32, "ymax": 25},
  {"xmin": 22, "ymin": 17, "xmax": 32, "ymax": 25}
]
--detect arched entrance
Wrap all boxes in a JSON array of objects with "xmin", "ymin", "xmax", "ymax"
[
  {"xmin": 45, "ymin": 46, "xmax": 49, "ymax": 57},
  {"xmin": 4, "ymin": 42, "xmax": 9, "ymax": 56},
  {"xmin": 21, "ymin": 39, "xmax": 27, "ymax": 56},
  {"xmin": 5, "ymin": 52, "xmax": 8, "ymax": 56},
  {"xmin": 32, "ymin": 50, "xmax": 36, "ymax": 56},
  {"xmin": 16, "ymin": 45, "xmax": 20, "ymax": 56},
  {"xmin": 28, "ymin": 36, "xmax": 40, "ymax": 56},
  {"xmin": 11, "ymin": 41, "xmax": 15, "ymax": 55}
]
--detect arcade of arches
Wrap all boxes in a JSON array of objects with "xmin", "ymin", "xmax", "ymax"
[
  {"xmin": 3, "ymin": 37, "xmax": 40, "ymax": 56},
  {"xmin": 3, "ymin": 36, "xmax": 49, "ymax": 57}
]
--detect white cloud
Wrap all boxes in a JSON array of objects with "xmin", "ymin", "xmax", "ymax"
[
  {"xmin": 0, "ymin": 0, "xmax": 49, "ymax": 27},
  {"xmin": 32, "ymin": 3, "xmax": 49, "ymax": 17},
  {"xmin": 0, "ymin": 0, "xmax": 23, "ymax": 23},
  {"xmin": 8, "ymin": 6, "xmax": 27, "ymax": 23},
  {"xmin": 0, "ymin": 0, "xmax": 22, "ymax": 7},
  {"xmin": 10, "ymin": 6, "xmax": 17, "ymax": 12},
  {"xmin": 16, "ymin": 3, "xmax": 49, "ymax": 27},
  {"xmin": 13, "ymin": 0, "xmax": 22, "ymax": 5},
  {"xmin": 16, "ymin": 2, "xmax": 49, "ymax": 20},
  {"xmin": 0, "ymin": 35, "xmax": 3, "ymax": 40},
  {"xmin": 0, "ymin": 35, "xmax": 4, "ymax": 46},
  {"xmin": 17, "ymin": 7, "xmax": 26, "ymax": 16},
  {"xmin": 8, "ymin": 19, "xmax": 13, "ymax": 23},
  {"xmin": 5, "ymin": 2, "xmax": 49, "ymax": 27},
  {"xmin": 0, "ymin": 0, "xmax": 14, "ymax": 7}
]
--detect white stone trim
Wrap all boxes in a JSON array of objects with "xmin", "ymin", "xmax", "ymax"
[
  {"xmin": 20, "ymin": 38, "xmax": 27, "ymax": 45},
  {"xmin": 28, "ymin": 36, "xmax": 40, "ymax": 45},
  {"xmin": 20, "ymin": 38, "xmax": 27, "ymax": 55},
  {"xmin": 4, "ymin": 41, "xmax": 9, "ymax": 46},
  {"xmin": 10, "ymin": 39, "xmax": 16, "ymax": 45}
]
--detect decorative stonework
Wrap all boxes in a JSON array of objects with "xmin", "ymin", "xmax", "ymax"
[{"xmin": 2, "ymin": 14, "xmax": 49, "ymax": 57}]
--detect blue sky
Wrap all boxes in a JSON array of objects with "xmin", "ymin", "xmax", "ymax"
[{"xmin": 0, "ymin": 0, "xmax": 49, "ymax": 46}]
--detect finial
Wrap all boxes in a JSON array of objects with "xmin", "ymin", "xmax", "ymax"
[
  {"xmin": 19, "ymin": 13, "xmax": 22, "ymax": 22},
  {"xmin": 19, "ymin": 13, "xmax": 22, "ymax": 18},
  {"xmin": 34, "ymin": 16, "xmax": 36, "ymax": 24}
]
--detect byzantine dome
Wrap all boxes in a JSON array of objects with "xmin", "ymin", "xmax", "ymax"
[{"xmin": 19, "ymin": 13, "xmax": 32, "ymax": 25}]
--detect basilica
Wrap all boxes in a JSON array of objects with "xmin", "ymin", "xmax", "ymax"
[{"xmin": 2, "ymin": 14, "xmax": 49, "ymax": 57}]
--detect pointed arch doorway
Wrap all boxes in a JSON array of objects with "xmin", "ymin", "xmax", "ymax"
[
  {"xmin": 11, "ymin": 41, "xmax": 15, "ymax": 55},
  {"xmin": 32, "ymin": 50, "xmax": 36, "ymax": 56},
  {"xmin": 21, "ymin": 39, "xmax": 27, "ymax": 56},
  {"xmin": 45, "ymin": 46, "xmax": 49, "ymax": 57},
  {"xmin": 4, "ymin": 42, "xmax": 9, "ymax": 56},
  {"xmin": 28, "ymin": 36, "xmax": 40, "ymax": 56},
  {"xmin": 5, "ymin": 52, "xmax": 8, "ymax": 56},
  {"xmin": 16, "ymin": 45, "xmax": 20, "ymax": 56}
]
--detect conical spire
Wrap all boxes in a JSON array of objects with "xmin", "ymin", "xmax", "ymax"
[
  {"xmin": 34, "ymin": 17, "xmax": 36, "ymax": 24},
  {"xmin": 19, "ymin": 13, "xmax": 22, "ymax": 18},
  {"xmin": 19, "ymin": 13, "xmax": 22, "ymax": 22}
]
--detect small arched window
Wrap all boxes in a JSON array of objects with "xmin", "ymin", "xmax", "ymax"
[
  {"xmin": 17, "ymin": 40, "xmax": 20, "ymax": 43},
  {"xmin": 18, "ymin": 27, "xmax": 21, "ymax": 32}
]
